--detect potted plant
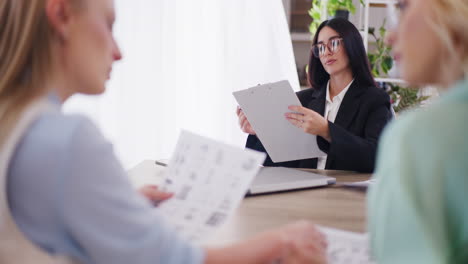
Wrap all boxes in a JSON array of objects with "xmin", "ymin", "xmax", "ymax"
[
  {"xmin": 367, "ymin": 20, "xmax": 430, "ymax": 112},
  {"xmin": 309, "ymin": 0, "xmax": 364, "ymax": 34},
  {"xmin": 327, "ymin": 0, "xmax": 360, "ymax": 19}
]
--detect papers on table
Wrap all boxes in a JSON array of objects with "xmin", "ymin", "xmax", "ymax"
[
  {"xmin": 342, "ymin": 179, "xmax": 376, "ymax": 191},
  {"xmin": 319, "ymin": 226, "xmax": 375, "ymax": 264},
  {"xmin": 158, "ymin": 130, "xmax": 266, "ymax": 243},
  {"xmin": 233, "ymin": 80, "xmax": 325, "ymax": 163}
]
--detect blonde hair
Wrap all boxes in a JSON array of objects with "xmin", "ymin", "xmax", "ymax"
[
  {"xmin": 0, "ymin": 0, "xmax": 55, "ymax": 148},
  {"xmin": 0, "ymin": 0, "xmax": 83, "ymax": 148},
  {"xmin": 427, "ymin": 0, "xmax": 468, "ymax": 78}
]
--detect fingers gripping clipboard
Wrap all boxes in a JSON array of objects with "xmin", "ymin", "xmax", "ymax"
[{"xmin": 233, "ymin": 80, "xmax": 325, "ymax": 162}]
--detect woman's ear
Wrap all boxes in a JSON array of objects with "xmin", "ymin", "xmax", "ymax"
[{"xmin": 45, "ymin": 0, "xmax": 75, "ymax": 41}]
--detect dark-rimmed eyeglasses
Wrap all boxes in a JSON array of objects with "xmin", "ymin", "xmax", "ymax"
[{"xmin": 312, "ymin": 37, "xmax": 344, "ymax": 58}]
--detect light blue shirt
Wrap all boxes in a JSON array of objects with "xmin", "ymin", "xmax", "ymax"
[
  {"xmin": 7, "ymin": 95, "xmax": 204, "ymax": 264},
  {"xmin": 368, "ymin": 79, "xmax": 468, "ymax": 263}
]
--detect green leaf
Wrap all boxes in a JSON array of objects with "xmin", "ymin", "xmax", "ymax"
[
  {"xmin": 372, "ymin": 68, "xmax": 380, "ymax": 77},
  {"xmin": 379, "ymin": 27, "xmax": 386, "ymax": 39},
  {"xmin": 367, "ymin": 54, "xmax": 376, "ymax": 64},
  {"xmin": 308, "ymin": 0, "xmax": 323, "ymax": 35},
  {"xmin": 382, "ymin": 56, "xmax": 393, "ymax": 74},
  {"xmin": 379, "ymin": 19, "xmax": 387, "ymax": 38},
  {"xmin": 346, "ymin": 2, "xmax": 356, "ymax": 13},
  {"xmin": 313, "ymin": 12, "xmax": 321, "ymax": 20},
  {"xmin": 388, "ymin": 85, "xmax": 429, "ymax": 112}
]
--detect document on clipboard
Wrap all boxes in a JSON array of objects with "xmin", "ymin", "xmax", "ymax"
[{"xmin": 233, "ymin": 80, "xmax": 325, "ymax": 163}]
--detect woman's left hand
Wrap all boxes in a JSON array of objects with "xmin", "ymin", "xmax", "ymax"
[
  {"xmin": 139, "ymin": 185, "xmax": 174, "ymax": 206},
  {"xmin": 285, "ymin": 105, "xmax": 332, "ymax": 142}
]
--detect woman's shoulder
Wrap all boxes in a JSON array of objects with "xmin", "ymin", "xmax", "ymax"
[
  {"xmin": 379, "ymin": 82, "xmax": 468, "ymax": 172},
  {"xmin": 347, "ymin": 83, "xmax": 391, "ymax": 112},
  {"xmin": 381, "ymin": 98, "xmax": 467, "ymax": 160},
  {"xmin": 21, "ymin": 111, "xmax": 106, "ymax": 161},
  {"xmin": 9, "ymin": 111, "xmax": 110, "ymax": 224},
  {"xmin": 296, "ymin": 87, "xmax": 318, "ymax": 98},
  {"xmin": 295, "ymin": 86, "xmax": 324, "ymax": 103},
  {"xmin": 360, "ymin": 84, "xmax": 390, "ymax": 102}
]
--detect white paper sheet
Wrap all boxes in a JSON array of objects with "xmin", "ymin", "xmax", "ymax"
[
  {"xmin": 233, "ymin": 80, "xmax": 326, "ymax": 162},
  {"xmin": 158, "ymin": 130, "xmax": 266, "ymax": 243},
  {"xmin": 319, "ymin": 226, "xmax": 375, "ymax": 264},
  {"xmin": 342, "ymin": 179, "xmax": 376, "ymax": 191},
  {"xmin": 127, "ymin": 160, "xmax": 166, "ymax": 188}
]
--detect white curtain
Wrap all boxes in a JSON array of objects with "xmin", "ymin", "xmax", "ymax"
[{"xmin": 64, "ymin": 0, "xmax": 299, "ymax": 169}]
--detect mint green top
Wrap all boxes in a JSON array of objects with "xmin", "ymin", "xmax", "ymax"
[{"xmin": 368, "ymin": 79, "xmax": 468, "ymax": 263}]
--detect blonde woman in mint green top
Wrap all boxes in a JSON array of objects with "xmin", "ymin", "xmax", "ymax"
[
  {"xmin": 368, "ymin": 0, "xmax": 468, "ymax": 263},
  {"xmin": 369, "ymin": 80, "xmax": 468, "ymax": 263}
]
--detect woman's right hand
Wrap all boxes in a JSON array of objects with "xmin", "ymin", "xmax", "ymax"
[
  {"xmin": 205, "ymin": 221, "xmax": 328, "ymax": 264},
  {"xmin": 138, "ymin": 185, "xmax": 173, "ymax": 206},
  {"xmin": 236, "ymin": 106, "xmax": 256, "ymax": 135}
]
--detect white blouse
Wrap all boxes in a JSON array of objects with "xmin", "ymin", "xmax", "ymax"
[{"xmin": 316, "ymin": 79, "xmax": 354, "ymax": 170}]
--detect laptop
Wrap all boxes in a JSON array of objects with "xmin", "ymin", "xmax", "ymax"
[
  {"xmin": 247, "ymin": 166, "xmax": 336, "ymax": 195},
  {"xmin": 155, "ymin": 160, "xmax": 336, "ymax": 196}
]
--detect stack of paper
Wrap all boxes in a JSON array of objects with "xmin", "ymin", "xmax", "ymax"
[{"xmin": 319, "ymin": 227, "xmax": 375, "ymax": 264}]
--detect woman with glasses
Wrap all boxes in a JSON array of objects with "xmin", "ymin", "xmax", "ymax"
[
  {"xmin": 1, "ymin": 0, "xmax": 328, "ymax": 263},
  {"xmin": 367, "ymin": 0, "xmax": 468, "ymax": 262},
  {"xmin": 239, "ymin": 18, "xmax": 392, "ymax": 173}
]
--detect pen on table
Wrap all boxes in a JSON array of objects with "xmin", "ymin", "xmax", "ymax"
[{"xmin": 155, "ymin": 160, "xmax": 168, "ymax": 167}]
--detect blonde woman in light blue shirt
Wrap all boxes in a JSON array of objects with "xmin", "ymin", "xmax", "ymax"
[
  {"xmin": 0, "ymin": 0, "xmax": 328, "ymax": 263},
  {"xmin": 368, "ymin": 0, "xmax": 468, "ymax": 263}
]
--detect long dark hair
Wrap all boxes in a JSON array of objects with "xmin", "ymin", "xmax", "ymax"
[{"xmin": 308, "ymin": 18, "xmax": 375, "ymax": 89}]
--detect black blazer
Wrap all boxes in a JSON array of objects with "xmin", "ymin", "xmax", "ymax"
[{"xmin": 246, "ymin": 81, "xmax": 393, "ymax": 173}]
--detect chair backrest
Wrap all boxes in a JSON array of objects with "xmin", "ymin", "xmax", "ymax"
[{"xmin": 0, "ymin": 100, "xmax": 78, "ymax": 264}]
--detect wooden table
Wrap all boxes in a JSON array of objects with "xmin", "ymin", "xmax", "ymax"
[
  {"xmin": 210, "ymin": 170, "xmax": 371, "ymax": 245},
  {"xmin": 128, "ymin": 161, "xmax": 371, "ymax": 245}
]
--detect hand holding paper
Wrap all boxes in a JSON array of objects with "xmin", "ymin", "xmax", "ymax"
[
  {"xmin": 236, "ymin": 106, "xmax": 256, "ymax": 135},
  {"xmin": 158, "ymin": 130, "xmax": 266, "ymax": 243},
  {"xmin": 138, "ymin": 185, "xmax": 173, "ymax": 206},
  {"xmin": 286, "ymin": 105, "xmax": 332, "ymax": 142},
  {"xmin": 233, "ymin": 80, "xmax": 326, "ymax": 162}
]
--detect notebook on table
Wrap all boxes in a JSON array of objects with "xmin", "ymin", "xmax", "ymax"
[{"xmin": 247, "ymin": 166, "xmax": 336, "ymax": 195}]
